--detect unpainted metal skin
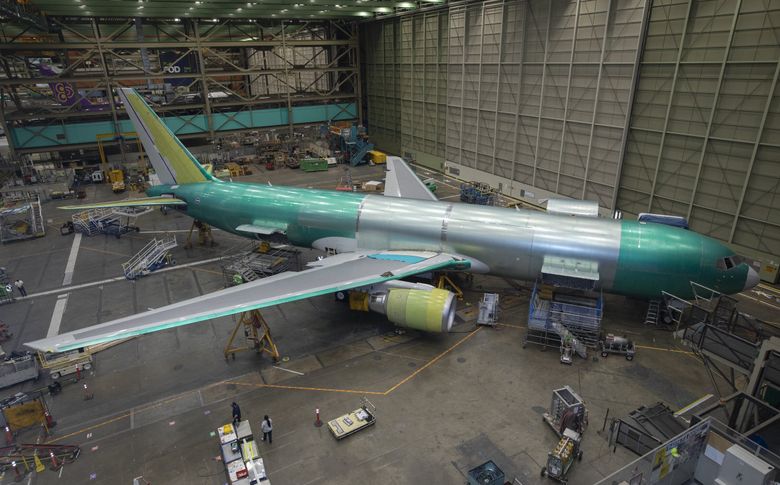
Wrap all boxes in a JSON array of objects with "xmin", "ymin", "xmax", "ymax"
[{"xmin": 152, "ymin": 181, "xmax": 758, "ymax": 300}]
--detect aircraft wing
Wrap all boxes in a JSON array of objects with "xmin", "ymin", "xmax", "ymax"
[
  {"xmin": 383, "ymin": 156, "xmax": 438, "ymax": 201},
  {"xmin": 59, "ymin": 196, "xmax": 187, "ymax": 210},
  {"xmin": 26, "ymin": 251, "xmax": 469, "ymax": 353}
]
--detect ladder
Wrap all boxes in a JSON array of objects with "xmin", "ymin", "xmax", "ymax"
[
  {"xmin": 644, "ymin": 300, "xmax": 661, "ymax": 325},
  {"xmin": 122, "ymin": 234, "xmax": 177, "ymax": 280}
]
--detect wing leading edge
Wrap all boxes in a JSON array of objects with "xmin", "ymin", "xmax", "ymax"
[
  {"xmin": 26, "ymin": 251, "xmax": 469, "ymax": 353},
  {"xmin": 59, "ymin": 196, "xmax": 187, "ymax": 210}
]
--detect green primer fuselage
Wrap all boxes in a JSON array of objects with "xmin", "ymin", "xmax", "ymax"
[{"xmin": 149, "ymin": 181, "xmax": 750, "ymax": 300}]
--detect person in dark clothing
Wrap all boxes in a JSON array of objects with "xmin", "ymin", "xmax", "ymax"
[
  {"xmin": 14, "ymin": 280, "xmax": 26, "ymax": 297},
  {"xmin": 261, "ymin": 415, "xmax": 273, "ymax": 443},
  {"xmin": 232, "ymin": 402, "xmax": 241, "ymax": 425}
]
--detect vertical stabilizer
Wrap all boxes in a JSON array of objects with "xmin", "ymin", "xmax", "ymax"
[{"xmin": 117, "ymin": 88, "xmax": 215, "ymax": 185}]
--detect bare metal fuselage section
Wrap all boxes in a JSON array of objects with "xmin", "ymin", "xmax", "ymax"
[{"xmin": 355, "ymin": 195, "xmax": 620, "ymax": 287}]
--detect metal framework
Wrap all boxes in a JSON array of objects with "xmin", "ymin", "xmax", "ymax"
[{"xmin": 0, "ymin": 17, "xmax": 360, "ymax": 156}]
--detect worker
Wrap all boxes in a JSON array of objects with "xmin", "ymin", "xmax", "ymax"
[
  {"xmin": 261, "ymin": 415, "xmax": 273, "ymax": 443},
  {"xmin": 14, "ymin": 280, "xmax": 26, "ymax": 297},
  {"xmin": 231, "ymin": 402, "xmax": 241, "ymax": 426}
]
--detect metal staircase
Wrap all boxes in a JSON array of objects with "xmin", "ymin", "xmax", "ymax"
[
  {"xmin": 122, "ymin": 234, "xmax": 177, "ymax": 280},
  {"xmin": 71, "ymin": 208, "xmax": 119, "ymax": 236},
  {"xmin": 349, "ymin": 140, "xmax": 374, "ymax": 166}
]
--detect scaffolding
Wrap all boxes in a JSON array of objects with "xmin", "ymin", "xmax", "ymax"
[
  {"xmin": 525, "ymin": 281, "xmax": 603, "ymax": 358},
  {"xmin": 222, "ymin": 242, "xmax": 300, "ymax": 285},
  {"xmin": 0, "ymin": 18, "xmax": 360, "ymax": 159},
  {"xmin": 0, "ymin": 197, "xmax": 45, "ymax": 243}
]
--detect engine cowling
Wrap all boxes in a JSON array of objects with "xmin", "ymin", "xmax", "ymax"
[{"xmin": 368, "ymin": 288, "xmax": 456, "ymax": 333}]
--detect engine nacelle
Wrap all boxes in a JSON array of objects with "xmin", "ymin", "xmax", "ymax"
[{"xmin": 368, "ymin": 288, "xmax": 456, "ymax": 333}]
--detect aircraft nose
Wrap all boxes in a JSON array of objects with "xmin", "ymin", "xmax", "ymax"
[{"xmin": 743, "ymin": 266, "xmax": 760, "ymax": 291}]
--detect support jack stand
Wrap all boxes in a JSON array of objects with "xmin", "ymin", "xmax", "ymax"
[{"xmin": 224, "ymin": 310, "xmax": 280, "ymax": 363}]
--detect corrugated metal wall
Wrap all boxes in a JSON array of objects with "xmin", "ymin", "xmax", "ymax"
[
  {"xmin": 362, "ymin": 0, "xmax": 780, "ymax": 258},
  {"xmin": 617, "ymin": 0, "xmax": 780, "ymax": 255}
]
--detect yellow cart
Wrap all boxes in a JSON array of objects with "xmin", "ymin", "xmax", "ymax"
[{"xmin": 327, "ymin": 397, "xmax": 376, "ymax": 440}]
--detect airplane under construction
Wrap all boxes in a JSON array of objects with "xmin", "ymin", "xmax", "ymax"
[{"xmin": 26, "ymin": 88, "xmax": 760, "ymax": 354}]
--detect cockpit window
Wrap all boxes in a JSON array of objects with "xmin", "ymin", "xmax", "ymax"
[{"xmin": 718, "ymin": 255, "xmax": 744, "ymax": 270}]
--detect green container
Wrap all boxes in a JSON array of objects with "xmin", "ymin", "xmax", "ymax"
[{"xmin": 300, "ymin": 158, "xmax": 329, "ymax": 172}]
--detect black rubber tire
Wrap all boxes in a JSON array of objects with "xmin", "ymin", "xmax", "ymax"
[
  {"xmin": 601, "ymin": 352, "xmax": 608, "ymax": 357},
  {"xmin": 541, "ymin": 467, "xmax": 546, "ymax": 477},
  {"xmin": 578, "ymin": 450, "xmax": 583, "ymax": 461},
  {"xmin": 626, "ymin": 354, "xmax": 634, "ymax": 361}
]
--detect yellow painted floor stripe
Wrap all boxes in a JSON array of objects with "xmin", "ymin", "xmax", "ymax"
[
  {"xmin": 45, "ymin": 328, "xmax": 483, "ymax": 443},
  {"xmin": 635, "ymin": 344, "xmax": 694, "ymax": 355},
  {"xmin": 758, "ymin": 283, "xmax": 780, "ymax": 295}
]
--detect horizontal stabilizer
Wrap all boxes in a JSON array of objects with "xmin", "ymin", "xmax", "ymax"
[{"xmin": 59, "ymin": 197, "xmax": 187, "ymax": 210}]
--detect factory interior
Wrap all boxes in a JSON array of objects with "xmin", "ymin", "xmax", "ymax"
[{"xmin": 1, "ymin": 0, "xmax": 780, "ymax": 484}]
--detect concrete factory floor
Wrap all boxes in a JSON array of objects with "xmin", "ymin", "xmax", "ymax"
[{"xmin": 1, "ymin": 162, "xmax": 779, "ymax": 485}]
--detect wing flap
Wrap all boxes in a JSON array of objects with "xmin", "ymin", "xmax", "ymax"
[
  {"xmin": 59, "ymin": 197, "xmax": 187, "ymax": 210},
  {"xmin": 383, "ymin": 157, "xmax": 438, "ymax": 201},
  {"xmin": 26, "ymin": 251, "xmax": 468, "ymax": 353}
]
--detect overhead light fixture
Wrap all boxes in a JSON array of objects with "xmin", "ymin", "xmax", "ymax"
[
  {"xmin": 357, "ymin": 11, "xmax": 370, "ymax": 16},
  {"xmin": 189, "ymin": 6, "xmax": 193, "ymax": 10},
  {"xmin": 281, "ymin": 8, "xmax": 288, "ymax": 12},
  {"xmin": 195, "ymin": 1, "xmax": 201, "ymax": 4},
  {"xmin": 376, "ymin": 6, "xmax": 390, "ymax": 13},
  {"xmin": 212, "ymin": 18, "xmax": 218, "ymax": 21},
  {"xmin": 174, "ymin": 17, "xmax": 180, "ymax": 21},
  {"xmin": 271, "ymin": 13, "xmax": 276, "ymax": 16},
  {"xmin": 138, "ymin": 5, "xmax": 144, "ymax": 9},
  {"xmin": 79, "ymin": 4, "xmax": 86, "ymax": 7},
  {"xmin": 236, "ymin": 7, "xmax": 242, "ymax": 11},
  {"xmin": 319, "ymin": 9, "xmax": 326, "ymax": 13}
]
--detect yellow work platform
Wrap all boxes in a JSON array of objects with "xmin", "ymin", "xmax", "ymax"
[{"xmin": 327, "ymin": 398, "xmax": 376, "ymax": 440}]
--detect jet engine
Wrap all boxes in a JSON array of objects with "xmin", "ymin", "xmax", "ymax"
[{"xmin": 367, "ymin": 287, "xmax": 456, "ymax": 333}]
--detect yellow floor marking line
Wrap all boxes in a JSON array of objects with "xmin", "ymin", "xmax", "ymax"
[
  {"xmin": 738, "ymin": 293, "xmax": 780, "ymax": 315},
  {"xmin": 45, "ymin": 329, "xmax": 483, "ymax": 443},
  {"xmin": 382, "ymin": 327, "xmax": 482, "ymax": 395},
  {"xmin": 758, "ymin": 283, "xmax": 780, "ymax": 295},
  {"xmin": 634, "ymin": 345, "xmax": 694, "ymax": 355},
  {"xmin": 231, "ymin": 382, "xmax": 385, "ymax": 396}
]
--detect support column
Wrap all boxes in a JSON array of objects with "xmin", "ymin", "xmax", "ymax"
[{"xmin": 92, "ymin": 18, "xmax": 126, "ymax": 165}]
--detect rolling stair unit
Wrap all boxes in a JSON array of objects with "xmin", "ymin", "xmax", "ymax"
[
  {"xmin": 72, "ymin": 208, "xmax": 119, "ymax": 236},
  {"xmin": 122, "ymin": 234, "xmax": 177, "ymax": 280}
]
